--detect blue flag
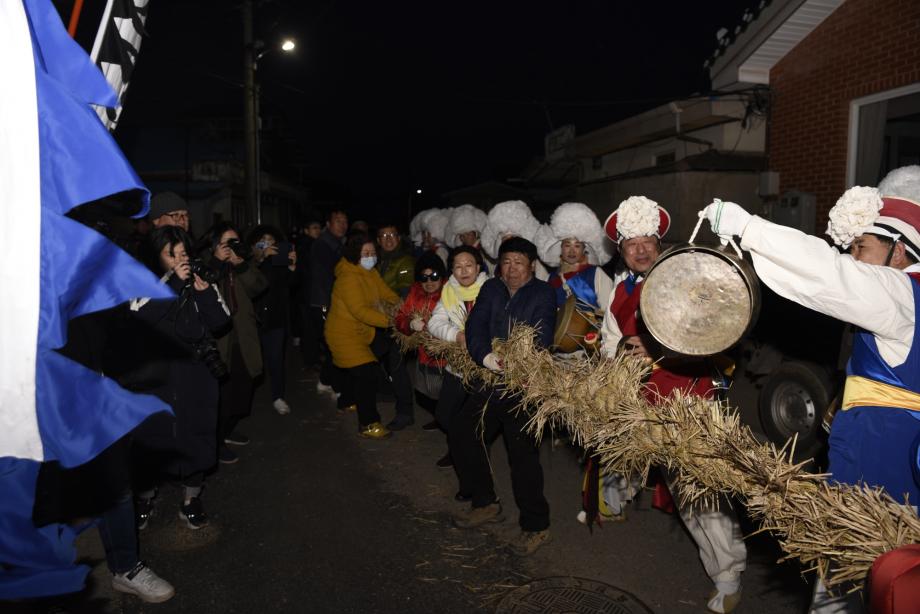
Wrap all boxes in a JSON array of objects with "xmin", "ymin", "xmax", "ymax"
[{"xmin": 0, "ymin": 0, "xmax": 172, "ymax": 599}]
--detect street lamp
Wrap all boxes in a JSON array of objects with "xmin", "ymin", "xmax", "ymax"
[
  {"xmin": 243, "ymin": 0, "xmax": 297, "ymax": 226},
  {"xmin": 407, "ymin": 187, "xmax": 423, "ymax": 224},
  {"xmin": 251, "ymin": 39, "xmax": 296, "ymax": 225}
]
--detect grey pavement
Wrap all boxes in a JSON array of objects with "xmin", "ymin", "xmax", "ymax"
[{"xmin": 18, "ymin": 347, "xmax": 813, "ymax": 613}]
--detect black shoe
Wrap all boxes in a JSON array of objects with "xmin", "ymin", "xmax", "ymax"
[
  {"xmin": 218, "ymin": 446, "xmax": 239, "ymax": 465},
  {"xmin": 436, "ymin": 454, "xmax": 453, "ymax": 469},
  {"xmin": 178, "ymin": 497, "xmax": 209, "ymax": 530},
  {"xmin": 422, "ymin": 420, "xmax": 440, "ymax": 431},
  {"xmin": 223, "ymin": 431, "xmax": 250, "ymax": 446},
  {"xmin": 136, "ymin": 494, "xmax": 156, "ymax": 530},
  {"xmin": 454, "ymin": 492, "xmax": 472, "ymax": 503},
  {"xmin": 386, "ymin": 416, "xmax": 414, "ymax": 431}
]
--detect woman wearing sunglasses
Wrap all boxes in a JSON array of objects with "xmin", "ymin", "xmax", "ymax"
[
  {"xmin": 394, "ymin": 252, "xmax": 448, "ymax": 426},
  {"xmin": 426, "ymin": 246, "xmax": 489, "ymax": 482}
]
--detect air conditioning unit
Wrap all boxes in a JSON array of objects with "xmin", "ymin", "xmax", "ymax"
[{"xmin": 769, "ymin": 190, "xmax": 816, "ymax": 235}]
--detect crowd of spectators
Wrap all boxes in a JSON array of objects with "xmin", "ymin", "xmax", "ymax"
[{"xmin": 48, "ymin": 193, "xmax": 562, "ymax": 604}]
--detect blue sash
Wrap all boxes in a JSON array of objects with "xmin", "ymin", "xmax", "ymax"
[
  {"xmin": 848, "ymin": 277, "xmax": 920, "ymax": 422},
  {"xmin": 566, "ymin": 267, "xmax": 598, "ymax": 309}
]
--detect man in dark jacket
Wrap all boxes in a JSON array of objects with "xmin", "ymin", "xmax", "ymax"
[
  {"xmin": 451, "ymin": 237, "xmax": 556, "ymax": 557},
  {"xmin": 294, "ymin": 219, "xmax": 322, "ymax": 366},
  {"xmin": 310, "ymin": 210, "xmax": 348, "ymax": 396}
]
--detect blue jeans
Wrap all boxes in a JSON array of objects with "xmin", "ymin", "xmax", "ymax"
[{"xmin": 97, "ymin": 490, "xmax": 138, "ymax": 574}]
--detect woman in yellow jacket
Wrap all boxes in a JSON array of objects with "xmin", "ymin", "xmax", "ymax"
[{"xmin": 325, "ymin": 232, "xmax": 413, "ymax": 438}]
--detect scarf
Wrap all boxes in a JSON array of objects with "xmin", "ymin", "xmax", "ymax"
[{"xmin": 439, "ymin": 272, "xmax": 487, "ymax": 330}]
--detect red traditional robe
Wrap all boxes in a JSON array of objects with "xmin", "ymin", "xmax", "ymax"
[{"xmin": 609, "ymin": 279, "xmax": 718, "ymax": 403}]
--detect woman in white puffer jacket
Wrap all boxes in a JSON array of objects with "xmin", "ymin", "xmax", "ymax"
[{"xmin": 426, "ymin": 245, "xmax": 488, "ymax": 489}]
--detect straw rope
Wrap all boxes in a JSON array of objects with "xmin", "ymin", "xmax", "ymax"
[{"xmin": 396, "ymin": 322, "xmax": 920, "ymax": 589}]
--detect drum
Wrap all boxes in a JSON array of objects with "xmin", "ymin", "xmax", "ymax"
[
  {"xmin": 639, "ymin": 243, "xmax": 760, "ymax": 356},
  {"xmin": 553, "ymin": 294, "xmax": 600, "ymax": 354}
]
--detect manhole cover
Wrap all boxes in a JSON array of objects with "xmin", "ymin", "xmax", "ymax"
[{"xmin": 496, "ymin": 576, "xmax": 653, "ymax": 614}]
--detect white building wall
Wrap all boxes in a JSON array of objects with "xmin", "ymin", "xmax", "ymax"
[{"xmin": 581, "ymin": 121, "xmax": 765, "ymax": 182}]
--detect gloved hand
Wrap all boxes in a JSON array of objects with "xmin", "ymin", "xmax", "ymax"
[
  {"xmin": 409, "ymin": 317, "xmax": 425, "ymax": 332},
  {"xmin": 701, "ymin": 199, "xmax": 752, "ymax": 241},
  {"xmin": 483, "ymin": 353, "xmax": 503, "ymax": 372}
]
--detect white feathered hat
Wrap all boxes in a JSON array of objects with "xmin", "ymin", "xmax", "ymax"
[
  {"xmin": 481, "ymin": 200, "xmax": 541, "ymax": 258},
  {"xmin": 827, "ymin": 166, "xmax": 920, "ymax": 260},
  {"xmin": 445, "ymin": 204, "xmax": 488, "ymax": 247},
  {"xmin": 535, "ymin": 202, "xmax": 613, "ymax": 266},
  {"xmin": 423, "ymin": 207, "xmax": 453, "ymax": 244},
  {"xmin": 603, "ymin": 196, "xmax": 670, "ymax": 243},
  {"xmin": 879, "ymin": 165, "xmax": 920, "ymax": 203},
  {"xmin": 410, "ymin": 209, "xmax": 437, "ymax": 246}
]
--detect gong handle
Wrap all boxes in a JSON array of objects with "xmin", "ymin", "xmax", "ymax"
[{"xmin": 690, "ymin": 210, "xmax": 743, "ymax": 259}]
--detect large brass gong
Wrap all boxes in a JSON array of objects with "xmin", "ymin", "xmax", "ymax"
[{"xmin": 639, "ymin": 243, "xmax": 760, "ymax": 356}]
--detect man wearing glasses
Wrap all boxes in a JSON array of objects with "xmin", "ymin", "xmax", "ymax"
[
  {"xmin": 148, "ymin": 191, "xmax": 190, "ymax": 233},
  {"xmin": 376, "ymin": 222, "xmax": 416, "ymax": 298}
]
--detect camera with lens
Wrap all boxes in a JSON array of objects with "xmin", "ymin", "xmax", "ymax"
[
  {"xmin": 189, "ymin": 258, "xmax": 220, "ymax": 284},
  {"xmin": 226, "ymin": 238, "xmax": 251, "ymax": 260},
  {"xmin": 193, "ymin": 333, "xmax": 229, "ymax": 380}
]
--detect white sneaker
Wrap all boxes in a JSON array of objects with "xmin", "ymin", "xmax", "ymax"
[
  {"xmin": 112, "ymin": 562, "xmax": 175, "ymax": 603},
  {"xmin": 315, "ymin": 382, "xmax": 335, "ymax": 395},
  {"xmin": 707, "ymin": 586, "xmax": 742, "ymax": 613},
  {"xmin": 273, "ymin": 398, "xmax": 291, "ymax": 415}
]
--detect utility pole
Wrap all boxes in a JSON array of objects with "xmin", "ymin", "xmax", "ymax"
[{"xmin": 243, "ymin": 0, "xmax": 258, "ymax": 227}]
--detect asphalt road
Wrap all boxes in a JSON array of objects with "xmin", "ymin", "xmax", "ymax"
[{"xmin": 13, "ymin": 349, "xmax": 815, "ymax": 613}]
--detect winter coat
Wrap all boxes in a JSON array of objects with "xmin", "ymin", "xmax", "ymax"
[
  {"xmin": 378, "ymin": 243, "xmax": 416, "ymax": 298},
  {"xmin": 293, "ymin": 234, "xmax": 315, "ymax": 307},
  {"xmin": 310, "ymin": 229, "xmax": 343, "ymax": 307},
  {"xmin": 207, "ymin": 254, "xmax": 269, "ymax": 378},
  {"xmin": 325, "ymin": 259, "xmax": 400, "ymax": 369},
  {"xmin": 395, "ymin": 282, "xmax": 445, "ymax": 368},
  {"xmin": 128, "ymin": 273, "xmax": 231, "ymax": 478},
  {"xmin": 428, "ymin": 272, "xmax": 488, "ymax": 375},
  {"xmin": 254, "ymin": 259, "xmax": 293, "ymax": 331},
  {"xmin": 465, "ymin": 276, "xmax": 556, "ymax": 368}
]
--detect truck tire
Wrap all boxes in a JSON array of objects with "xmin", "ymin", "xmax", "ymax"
[{"xmin": 758, "ymin": 361, "xmax": 830, "ymax": 462}]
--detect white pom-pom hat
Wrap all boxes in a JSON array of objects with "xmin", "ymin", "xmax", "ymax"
[
  {"xmin": 481, "ymin": 200, "xmax": 541, "ymax": 258},
  {"xmin": 445, "ymin": 204, "xmax": 488, "ymax": 247},
  {"xmin": 603, "ymin": 195, "xmax": 670, "ymax": 242},
  {"xmin": 825, "ymin": 186, "xmax": 885, "ymax": 248},
  {"xmin": 535, "ymin": 202, "xmax": 613, "ymax": 266},
  {"xmin": 876, "ymin": 165, "xmax": 920, "ymax": 261},
  {"xmin": 423, "ymin": 207, "xmax": 453, "ymax": 244},
  {"xmin": 828, "ymin": 168, "xmax": 920, "ymax": 262},
  {"xmin": 879, "ymin": 165, "xmax": 920, "ymax": 204},
  {"xmin": 410, "ymin": 209, "xmax": 437, "ymax": 246}
]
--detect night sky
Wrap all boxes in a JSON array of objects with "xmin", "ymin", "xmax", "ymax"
[{"xmin": 61, "ymin": 0, "xmax": 749, "ymax": 210}]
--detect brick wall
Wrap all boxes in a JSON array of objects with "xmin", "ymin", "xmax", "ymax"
[{"xmin": 769, "ymin": 0, "xmax": 920, "ymax": 224}]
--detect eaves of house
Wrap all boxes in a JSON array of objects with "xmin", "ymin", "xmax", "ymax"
[{"xmin": 706, "ymin": 0, "xmax": 846, "ymax": 89}]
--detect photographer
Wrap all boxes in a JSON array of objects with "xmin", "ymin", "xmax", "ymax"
[
  {"xmin": 249, "ymin": 225, "xmax": 297, "ymax": 415},
  {"xmin": 205, "ymin": 222, "xmax": 268, "ymax": 464},
  {"xmin": 130, "ymin": 226, "xmax": 230, "ymax": 530}
]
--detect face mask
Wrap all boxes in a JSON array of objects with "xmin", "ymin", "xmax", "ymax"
[{"xmin": 359, "ymin": 256, "xmax": 377, "ymax": 270}]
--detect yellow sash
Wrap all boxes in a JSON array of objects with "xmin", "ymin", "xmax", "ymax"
[{"xmin": 842, "ymin": 375, "xmax": 920, "ymax": 412}]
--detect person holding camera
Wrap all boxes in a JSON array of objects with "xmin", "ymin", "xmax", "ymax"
[
  {"xmin": 205, "ymin": 222, "xmax": 269, "ymax": 464},
  {"xmin": 130, "ymin": 226, "xmax": 231, "ymax": 530},
  {"xmin": 249, "ymin": 225, "xmax": 297, "ymax": 415}
]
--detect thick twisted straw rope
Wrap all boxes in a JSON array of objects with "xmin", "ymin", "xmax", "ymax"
[{"xmin": 395, "ymin": 323, "xmax": 920, "ymax": 589}]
